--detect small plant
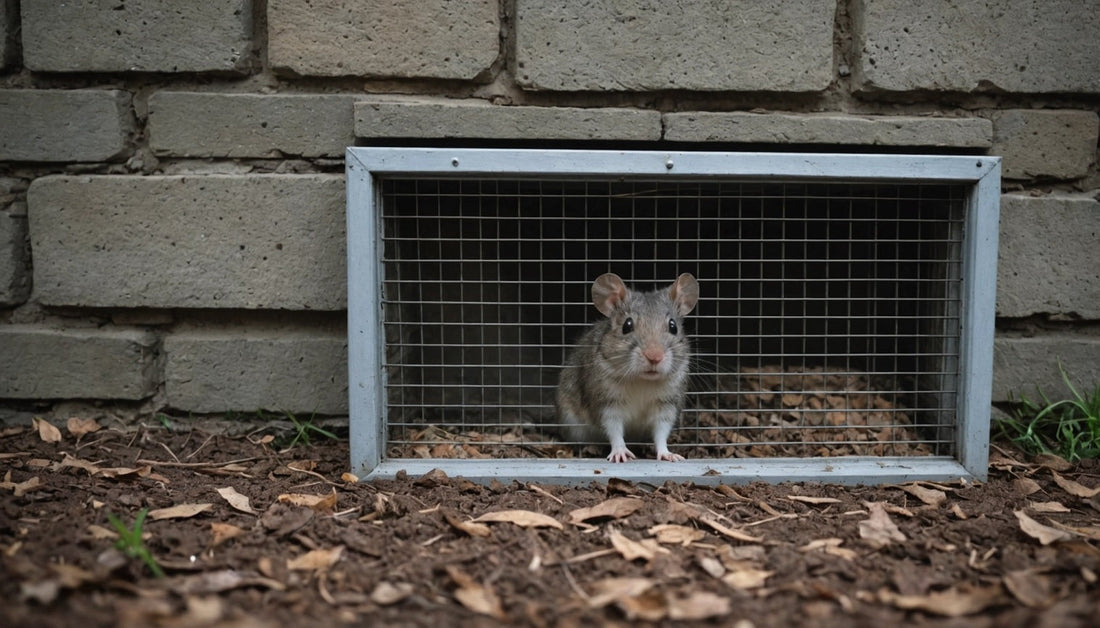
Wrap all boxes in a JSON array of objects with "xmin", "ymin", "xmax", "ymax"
[
  {"xmin": 998, "ymin": 365, "xmax": 1100, "ymax": 462},
  {"xmin": 278, "ymin": 410, "xmax": 339, "ymax": 449},
  {"xmin": 105, "ymin": 508, "xmax": 165, "ymax": 578}
]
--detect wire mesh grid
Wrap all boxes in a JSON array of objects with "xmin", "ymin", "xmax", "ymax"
[{"xmin": 376, "ymin": 177, "xmax": 966, "ymax": 460}]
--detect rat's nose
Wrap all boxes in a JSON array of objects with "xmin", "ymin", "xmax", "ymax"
[{"xmin": 643, "ymin": 347, "xmax": 664, "ymax": 366}]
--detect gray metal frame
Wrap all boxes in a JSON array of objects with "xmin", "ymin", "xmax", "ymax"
[{"xmin": 346, "ymin": 148, "xmax": 1000, "ymax": 485}]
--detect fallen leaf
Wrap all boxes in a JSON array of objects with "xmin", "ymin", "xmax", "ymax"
[
  {"xmin": 446, "ymin": 565, "xmax": 505, "ymax": 620},
  {"xmin": 1051, "ymin": 471, "xmax": 1100, "ymax": 498},
  {"xmin": 87, "ymin": 524, "xmax": 117, "ymax": 540},
  {"xmin": 216, "ymin": 487, "xmax": 256, "ymax": 515},
  {"xmin": 277, "ymin": 489, "xmax": 338, "ymax": 512},
  {"xmin": 167, "ymin": 569, "xmax": 286, "ymax": 594},
  {"xmin": 799, "ymin": 538, "xmax": 858, "ymax": 561},
  {"xmin": 340, "ymin": 472, "xmax": 359, "ymax": 483},
  {"xmin": 370, "ymin": 581, "xmax": 414, "ymax": 606},
  {"xmin": 471, "ymin": 510, "xmax": 562, "ymax": 530},
  {"xmin": 1048, "ymin": 520, "xmax": 1100, "ymax": 541},
  {"xmin": 667, "ymin": 591, "xmax": 732, "ymax": 620},
  {"xmin": 209, "ymin": 522, "xmax": 245, "ymax": 547},
  {"xmin": 787, "ymin": 495, "xmax": 842, "ymax": 505},
  {"xmin": 568, "ymin": 497, "xmax": 645, "ymax": 524},
  {"xmin": 1003, "ymin": 569, "xmax": 1055, "ymax": 609},
  {"xmin": 1013, "ymin": 477, "xmax": 1042, "ymax": 496},
  {"xmin": 148, "ymin": 503, "xmax": 213, "ymax": 521},
  {"xmin": 442, "ymin": 510, "xmax": 491, "ymax": 538},
  {"xmin": 66, "ymin": 417, "xmax": 101, "ymax": 438},
  {"xmin": 587, "ymin": 577, "xmax": 655, "ymax": 608},
  {"xmin": 647, "ymin": 524, "xmax": 706, "ymax": 546},
  {"xmin": 287, "ymin": 546, "xmax": 344, "ymax": 571},
  {"xmin": 951, "ymin": 504, "xmax": 968, "ymax": 519},
  {"xmin": 697, "ymin": 555, "xmax": 726, "ymax": 578},
  {"xmin": 877, "ymin": 585, "xmax": 1004, "ymax": 617},
  {"xmin": 1028, "ymin": 500, "xmax": 1071, "ymax": 513},
  {"xmin": 32, "ymin": 417, "xmax": 62, "ymax": 443},
  {"xmin": 859, "ymin": 502, "xmax": 906, "ymax": 549},
  {"xmin": 1033, "ymin": 453, "xmax": 1073, "ymax": 472},
  {"xmin": 722, "ymin": 568, "xmax": 774, "ymax": 590},
  {"xmin": 9, "ymin": 475, "xmax": 43, "ymax": 497},
  {"xmin": 898, "ymin": 483, "xmax": 947, "ymax": 507},
  {"xmin": 616, "ymin": 590, "xmax": 667, "ymax": 622},
  {"xmin": 608, "ymin": 531, "xmax": 666, "ymax": 562},
  {"xmin": 20, "ymin": 580, "xmax": 60, "ymax": 604},
  {"xmin": 1014, "ymin": 510, "xmax": 1074, "ymax": 545}
]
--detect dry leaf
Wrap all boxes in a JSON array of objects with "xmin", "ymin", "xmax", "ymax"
[
  {"xmin": 32, "ymin": 417, "xmax": 62, "ymax": 443},
  {"xmin": 1051, "ymin": 471, "xmax": 1100, "ymax": 498},
  {"xmin": 647, "ymin": 524, "xmax": 706, "ymax": 546},
  {"xmin": 149, "ymin": 503, "xmax": 213, "ymax": 521},
  {"xmin": 168, "ymin": 569, "xmax": 285, "ymax": 594},
  {"xmin": 66, "ymin": 417, "xmax": 101, "ymax": 438},
  {"xmin": 608, "ymin": 531, "xmax": 666, "ymax": 562},
  {"xmin": 722, "ymin": 568, "xmax": 774, "ymax": 590},
  {"xmin": 951, "ymin": 504, "xmax": 968, "ymax": 519},
  {"xmin": 1014, "ymin": 510, "xmax": 1075, "ymax": 545},
  {"xmin": 859, "ymin": 502, "xmax": 906, "ymax": 549},
  {"xmin": 667, "ymin": 591, "xmax": 732, "ymax": 621},
  {"xmin": 697, "ymin": 555, "xmax": 726, "ymax": 578},
  {"xmin": 568, "ymin": 497, "xmax": 644, "ymax": 524},
  {"xmin": 587, "ymin": 577, "xmax": 655, "ymax": 608},
  {"xmin": 370, "ymin": 581, "xmax": 414, "ymax": 606},
  {"xmin": 799, "ymin": 538, "xmax": 858, "ymax": 561},
  {"xmin": 1033, "ymin": 453, "xmax": 1073, "ymax": 472},
  {"xmin": 87, "ymin": 524, "xmax": 117, "ymax": 540},
  {"xmin": 471, "ymin": 510, "xmax": 562, "ymax": 530},
  {"xmin": 787, "ymin": 495, "xmax": 842, "ymax": 505},
  {"xmin": 442, "ymin": 510, "xmax": 491, "ymax": 538},
  {"xmin": 446, "ymin": 565, "xmax": 505, "ymax": 620},
  {"xmin": 1013, "ymin": 476, "xmax": 1042, "ymax": 496},
  {"xmin": 209, "ymin": 523, "xmax": 244, "ymax": 547},
  {"xmin": 1003, "ymin": 569, "xmax": 1055, "ymax": 609},
  {"xmin": 216, "ymin": 487, "xmax": 256, "ymax": 515},
  {"xmin": 877, "ymin": 585, "xmax": 1004, "ymax": 617},
  {"xmin": 341, "ymin": 472, "xmax": 359, "ymax": 483},
  {"xmin": 9, "ymin": 476, "xmax": 43, "ymax": 498},
  {"xmin": 1048, "ymin": 520, "xmax": 1100, "ymax": 541},
  {"xmin": 616, "ymin": 590, "xmax": 667, "ymax": 622},
  {"xmin": 287, "ymin": 546, "xmax": 344, "ymax": 571},
  {"xmin": 1028, "ymin": 500, "xmax": 1071, "ymax": 513},
  {"xmin": 277, "ymin": 489, "xmax": 338, "ymax": 512},
  {"xmin": 898, "ymin": 483, "xmax": 947, "ymax": 507}
]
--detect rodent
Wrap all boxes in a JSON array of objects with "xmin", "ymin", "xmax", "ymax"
[{"xmin": 556, "ymin": 273, "xmax": 699, "ymax": 462}]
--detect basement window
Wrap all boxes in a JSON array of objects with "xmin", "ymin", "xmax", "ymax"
[{"xmin": 346, "ymin": 149, "xmax": 1000, "ymax": 485}]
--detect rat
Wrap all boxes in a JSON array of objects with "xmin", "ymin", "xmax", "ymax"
[{"xmin": 556, "ymin": 273, "xmax": 699, "ymax": 462}]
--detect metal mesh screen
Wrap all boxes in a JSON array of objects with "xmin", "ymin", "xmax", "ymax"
[{"xmin": 376, "ymin": 178, "xmax": 966, "ymax": 460}]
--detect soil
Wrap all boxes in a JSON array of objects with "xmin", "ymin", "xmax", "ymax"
[{"xmin": 2, "ymin": 419, "xmax": 1099, "ymax": 627}]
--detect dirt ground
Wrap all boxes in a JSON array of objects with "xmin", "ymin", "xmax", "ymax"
[{"xmin": 2, "ymin": 418, "xmax": 1099, "ymax": 627}]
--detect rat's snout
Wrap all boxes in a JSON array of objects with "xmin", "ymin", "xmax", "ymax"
[{"xmin": 642, "ymin": 346, "xmax": 665, "ymax": 367}]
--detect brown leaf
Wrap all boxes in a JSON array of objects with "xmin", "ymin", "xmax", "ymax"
[
  {"xmin": 277, "ymin": 489, "xmax": 338, "ymax": 512},
  {"xmin": 647, "ymin": 523, "xmax": 706, "ymax": 546},
  {"xmin": 442, "ymin": 510, "xmax": 491, "ymax": 538},
  {"xmin": 587, "ymin": 577, "xmax": 655, "ymax": 608},
  {"xmin": 9, "ymin": 475, "xmax": 43, "ymax": 498},
  {"xmin": 568, "ymin": 497, "xmax": 645, "ymax": 524},
  {"xmin": 167, "ymin": 569, "xmax": 285, "ymax": 594},
  {"xmin": 667, "ymin": 591, "xmax": 732, "ymax": 621},
  {"xmin": 1003, "ymin": 569, "xmax": 1055, "ymax": 609},
  {"xmin": 66, "ymin": 417, "xmax": 101, "ymax": 438},
  {"xmin": 370, "ymin": 581, "xmax": 414, "ymax": 606},
  {"xmin": 1028, "ymin": 500, "xmax": 1071, "ymax": 513},
  {"xmin": 1033, "ymin": 453, "xmax": 1073, "ymax": 472},
  {"xmin": 1014, "ymin": 510, "xmax": 1075, "ymax": 545},
  {"xmin": 32, "ymin": 417, "xmax": 62, "ymax": 443},
  {"xmin": 148, "ymin": 503, "xmax": 213, "ymax": 521},
  {"xmin": 209, "ymin": 523, "xmax": 245, "ymax": 547},
  {"xmin": 898, "ymin": 483, "xmax": 947, "ymax": 507},
  {"xmin": 340, "ymin": 472, "xmax": 359, "ymax": 483},
  {"xmin": 1013, "ymin": 477, "xmax": 1042, "ymax": 496},
  {"xmin": 616, "ymin": 590, "xmax": 667, "ymax": 622},
  {"xmin": 721, "ymin": 568, "xmax": 774, "ymax": 590},
  {"xmin": 859, "ymin": 502, "xmax": 906, "ymax": 549},
  {"xmin": 787, "ymin": 495, "xmax": 842, "ymax": 505},
  {"xmin": 608, "ymin": 531, "xmax": 666, "ymax": 562},
  {"xmin": 799, "ymin": 538, "xmax": 858, "ymax": 561},
  {"xmin": 216, "ymin": 487, "xmax": 256, "ymax": 515},
  {"xmin": 877, "ymin": 585, "xmax": 1004, "ymax": 617},
  {"xmin": 1051, "ymin": 471, "xmax": 1100, "ymax": 498},
  {"xmin": 446, "ymin": 565, "xmax": 505, "ymax": 620},
  {"xmin": 56, "ymin": 455, "xmax": 101, "ymax": 475},
  {"xmin": 287, "ymin": 546, "xmax": 344, "ymax": 571},
  {"xmin": 471, "ymin": 509, "xmax": 562, "ymax": 530}
]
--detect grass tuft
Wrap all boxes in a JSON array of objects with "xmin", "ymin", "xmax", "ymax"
[
  {"xmin": 997, "ymin": 365, "xmax": 1100, "ymax": 462},
  {"xmin": 105, "ymin": 508, "xmax": 165, "ymax": 578}
]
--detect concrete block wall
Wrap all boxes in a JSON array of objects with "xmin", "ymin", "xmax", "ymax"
[{"xmin": 0, "ymin": 0, "xmax": 1097, "ymax": 421}]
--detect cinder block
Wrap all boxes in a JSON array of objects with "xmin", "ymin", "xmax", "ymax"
[
  {"xmin": 0, "ymin": 90, "xmax": 133, "ymax": 162},
  {"xmin": 0, "ymin": 326, "xmax": 158, "ymax": 400},
  {"xmin": 0, "ymin": 210, "xmax": 29, "ymax": 306},
  {"xmin": 149, "ymin": 92, "xmax": 359, "ymax": 158},
  {"xmin": 663, "ymin": 112, "xmax": 992, "ymax": 147},
  {"xmin": 268, "ymin": 0, "xmax": 498, "ymax": 79},
  {"xmin": 28, "ymin": 175, "xmax": 346, "ymax": 310},
  {"xmin": 989, "ymin": 110, "xmax": 1099, "ymax": 180},
  {"xmin": 22, "ymin": 0, "xmax": 251, "ymax": 73},
  {"xmin": 853, "ymin": 0, "xmax": 1100, "ymax": 93},
  {"xmin": 1, "ymin": 0, "xmax": 17, "ymax": 69},
  {"xmin": 516, "ymin": 1, "xmax": 833, "ymax": 91},
  {"xmin": 997, "ymin": 194, "xmax": 1100, "ymax": 319},
  {"xmin": 354, "ymin": 98, "xmax": 661, "ymax": 140},
  {"xmin": 164, "ymin": 331, "xmax": 348, "ymax": 414},
  {"xmin": 993, "ymin": 335, "xmax": 1100, "ymax": 402}
]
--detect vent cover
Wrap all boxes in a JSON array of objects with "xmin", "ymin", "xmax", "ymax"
[{"xmin": 346, "ymin": 149, "xmax": 1000, "ymax": 485}]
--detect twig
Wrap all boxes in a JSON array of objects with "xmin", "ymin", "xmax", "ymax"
[
  {"xmin": 559, "ymin": 562, "xmax": 591, "ymax": 603},
  {"xmin": 185, "ymin": 433, "xmax": 216, "ymax": 460},
  {"xmin": 134, "ymin": 456, "xmax": 263, "ymax": 468}
]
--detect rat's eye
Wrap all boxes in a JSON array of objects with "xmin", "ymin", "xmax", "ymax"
[
  {"xmin": 621, "ymin": 317, "xmax": 634, "ymax": 334},
  {"xmin": 668, "ymin": 318, "xmax": 678, "ymax": 335}
]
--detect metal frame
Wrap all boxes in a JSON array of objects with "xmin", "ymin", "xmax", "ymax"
[{"xmin": 346, "ymin": 148, "xmax": 1000, "ymax": 485}]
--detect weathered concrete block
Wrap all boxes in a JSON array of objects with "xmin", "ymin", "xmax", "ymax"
[
  {"xmin": 516, "ymin": 1, "xmax": 833, "ymax": 91},
  {"xmin": 663, "ymin": 112, "xmax": 992, "ymax": 147},
  {"xmin": 993, "ymin": 335, "xmax": 1100, "ymax": 402},
  {"xmin": 164, "ymin": 331, "xmax": 348, "ymax": 414},
  {"xmin": 22, "ymin": 0, "xmax": 251, "ymax": 73},
  {"xmin": 149, "ymin": 92, "xmax": 358, "ymax": 158},
  {"xmin": 28, "ymin": 175, "xmax": 346, "ymax": 310},
  {"xmin": 0, "ymin": 90, "xmax": 133, "ymax": 162},
  {"xmin": 354, "ymin": 98, "xmax": 661, "ymax": 140},
  {"xmin": 0, "ymin": 326, "xmax": 158, "ymax": 400},
  {"xmin": 989, "ymin": 110, "xmax": 1099, "ymax": 180},
  {"xmin": 853, "ymin": 0, "xmax": 1100, "ymax": 93},
  {"xmin": 997, "ymin": 194, "xmax": 1100, "ymax": 319},
  {"xmin": 0, "ymin": 210, "xmax": 29, "ymax": 306},
  {"xmin": 268, "ymin": 0, "xmax": 498, "ymax": 79}
]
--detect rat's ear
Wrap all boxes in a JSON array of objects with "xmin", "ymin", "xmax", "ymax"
[
  {"xmin": 669, "ymin": 273, "xmax": 699, "ymax": 316},
  {"xmin": 592, "ymin": 273, "xmax": 628, "ymax": 317}
]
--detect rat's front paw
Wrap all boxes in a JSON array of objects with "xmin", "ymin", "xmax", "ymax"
[
  {"xmin": 656, "ymin": 451, "xmax": 685, "ymax": 462},
  {"xmin": 607, "ymin": 447, "xmax": 637, "ymax": 463}
]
